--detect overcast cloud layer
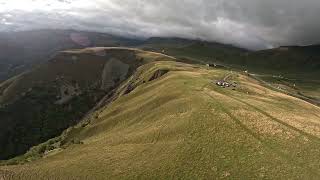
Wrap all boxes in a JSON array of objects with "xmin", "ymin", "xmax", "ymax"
[{"xmin": 0, "ymin": 0, "xmax": 320, "ymax": 50}]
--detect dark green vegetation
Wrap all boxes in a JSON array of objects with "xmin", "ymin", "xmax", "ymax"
[
  {"xmin": 0, "ymin": 48, "xmax": 153, "ymax": 160},
  {"xmin": 0, "ymin": 85, "xmax": 103, "ymax": 160},
  {"xmin": 1, "ymin": 59, "xmax": 319, "ymax": 179}
]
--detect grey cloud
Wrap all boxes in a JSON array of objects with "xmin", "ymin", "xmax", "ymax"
[{"xmin": 0, "ymin": 0, "xmax": 320, "ymax": 50}]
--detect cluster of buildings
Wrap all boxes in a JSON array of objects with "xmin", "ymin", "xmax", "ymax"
[{"xmin": 216, "ymin": 80, "xmax": 237, "ymax": 89}]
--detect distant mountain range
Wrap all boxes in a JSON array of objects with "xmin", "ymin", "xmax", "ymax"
[
  {"xmin": 0, "ymin": 30, "xmax": 319, "ymax": 83},
  {"xmin": 140, "ymin": 37, "xmax": 320, "ymax": 73},
  {"xmin": 0, "ymin": 29, "xmax": 140, "ymax": 82}
]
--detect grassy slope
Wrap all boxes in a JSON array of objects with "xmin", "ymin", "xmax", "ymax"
[
  {"xmin": 1, "ymin": 60, "xmax": 319, "ymax": 179},
  {"xmin": 0, "ymin": 48, "xmax": 166, "ymax": 160}
]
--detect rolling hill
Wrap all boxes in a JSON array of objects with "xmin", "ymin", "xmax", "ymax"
[{"xmin": 0, "ymin": 50, "xmax": 319, "ymax": 179}]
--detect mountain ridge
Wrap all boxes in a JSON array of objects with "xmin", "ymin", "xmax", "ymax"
[{"xmin": 1, "ymin": 54, "xmax": 319, "ymax": 179}]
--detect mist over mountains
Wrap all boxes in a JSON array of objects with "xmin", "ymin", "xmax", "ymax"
[{"xmin": 1, "ymin": 0, "xmax": 320, "ymax": 50}]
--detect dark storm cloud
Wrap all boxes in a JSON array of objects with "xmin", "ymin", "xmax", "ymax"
[{"xmin": 0, "ymin": 0, "xmax": 320, "ymax": 50}]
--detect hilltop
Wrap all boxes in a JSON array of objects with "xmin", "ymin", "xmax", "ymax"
[{"xmin": 0, "ymin": 50, "xmax": 319, "ymax": 179}]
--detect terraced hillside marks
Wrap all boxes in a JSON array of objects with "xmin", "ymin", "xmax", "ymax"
[
  {"xmin": 0, "ymin": 48, "xmax": 172, "ymax": 160},
  {"xmin": 1, "ymin": 60, "xmax": 319, "ymax": 179}
]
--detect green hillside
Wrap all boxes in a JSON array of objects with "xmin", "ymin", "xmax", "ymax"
[
  {"xmin": 244, "ymin": 46, "xmax": 320, "ymax": 106},
  {"xmin": 243, "ymin": 45, "xmax": 320, "ymax": 74},
  {"xmin": 1, "ymin": 56, "xmax": 319, "ymax": 179},
  {"xmin": 0, "ymin": 48, "xmax": 170, "ymax": 160}
]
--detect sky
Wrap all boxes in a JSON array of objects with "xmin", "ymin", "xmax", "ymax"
[{"xmin": 0, "ymin": 0, "xmax": 320, "ymax": 50}]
